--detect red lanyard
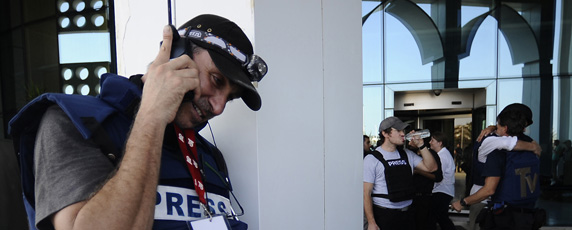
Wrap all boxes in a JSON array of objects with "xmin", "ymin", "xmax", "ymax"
[{"xmin": 174, "ymin": 125, "xmax": 208, "ymax": 206}]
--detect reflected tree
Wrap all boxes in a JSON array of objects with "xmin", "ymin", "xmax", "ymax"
[{"xmin": 454, "ymin": 122, "xmax": 472, "ymax": 149}]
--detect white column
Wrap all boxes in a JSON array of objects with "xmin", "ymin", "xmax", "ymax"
[
  {"xmin": 557, "ymin": 0, "xmax": 572, "ymax": 140},
  {"xmin": 254, "ymin": 0, "xmax": 363, "ymax": 229}
]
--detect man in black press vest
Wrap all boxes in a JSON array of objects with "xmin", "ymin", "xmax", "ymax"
[{"xmin": 363, "ymin": 117, "xmax": 437, "ymax": 230}]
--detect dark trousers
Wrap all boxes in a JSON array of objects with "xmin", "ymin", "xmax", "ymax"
[
  {"xmin": 428, "ymin": 192, "xmax": 456, "ymax": 230},
  {"xmin": 412, "ymin": 194, "xmax": 432, "ymax": 230},
  {"xmin": 484, "ymin": 208, "xmax": 539, "ymax": 230},
  {"xmin": 373, "ymin": 204, "xmax": 415, "ymax": 230}
]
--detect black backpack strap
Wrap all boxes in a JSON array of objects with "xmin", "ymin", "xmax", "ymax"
[
  {"xmin": 371, "ymin": 150, "xmax": 389, "ymax": 167},
  {"xmin": 210, "ymin": 146, "xmax": 230, "ymax": 187},
  {"xmin": 396, "ymin": 147, "xmax": 409, "ymax": 164},
  {"xmin": 371, "ymin": 194, "xmax": 390, "ymax": 198},
  {"xmin": 371, "ymin": 148, "xmax": 409, "ymax": 166},
  {"xmin": 199, "ymin": 136, "xmax": 245, "ymax": 217},
  {"xmin": 370, "ymin": 150, "xmax": 390, "ymax": 199}
]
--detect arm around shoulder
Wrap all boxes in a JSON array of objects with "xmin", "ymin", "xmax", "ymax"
[{"xmin": 513, "ymin": 140, "xmax": 542, "ymax": 156}]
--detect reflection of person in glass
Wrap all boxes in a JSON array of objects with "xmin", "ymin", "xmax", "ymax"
[
  {"xmin": 363, "ymin": 117, "xmax": 437, "ymax": 230},
  {"xmin": 552, "ymin": 139, "xmax": 566, "ymax": 185},
  {"xmin": 455, "ymin": 144, "xmax": 463, "ymax": 172},
  {"xmin": 10, "ymin": 14, "xmax": 267, "ymax": 230}
]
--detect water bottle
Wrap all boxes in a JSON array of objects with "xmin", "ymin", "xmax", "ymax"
[{"xmin": 405, "ymin": 129, "xmax": 431, "ymax": 141}]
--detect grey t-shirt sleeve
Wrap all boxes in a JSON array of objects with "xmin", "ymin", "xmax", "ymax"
[{"xmin": 34, "ymin": 105, "xmax": 116, "ymax": 229}]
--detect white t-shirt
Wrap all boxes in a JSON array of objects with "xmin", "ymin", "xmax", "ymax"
[
  {"xmin": 363, "ymin": 146, "xmax": 423, "ymax": 209},
  {"xmin": 477, "ymin": 136, "xmax": 517, "ymax": 163},
  {"xmin": 432, "ymin": 148, "xmax": 455, "ymax": 197}
]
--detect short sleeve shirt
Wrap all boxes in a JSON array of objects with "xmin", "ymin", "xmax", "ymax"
[
  {"xmin": 482, "ymin": 150, "xmax": 505, "ymax": 178},
  {"xmin": 478, "ymin": 136, "xmax": 517, "ymax": 163},
  {"xmin": 34, "ymin": 106, "xmax": 116, "ymax": 229},
  {"xmin": 363, "ymin": 146, "xmax": 422, "ymax": 209},
  {"xmin": 432, "ymin": 148, "xmax": 455, "ymax": 197}
]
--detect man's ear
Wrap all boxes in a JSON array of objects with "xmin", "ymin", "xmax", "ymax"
[
  {"xmin": 497, "ymin": 125, "xmax": 508, "ymax": 134},
  {"xmin": 381, "ymin": 130, "xmax": 390, "ymax": 138}
]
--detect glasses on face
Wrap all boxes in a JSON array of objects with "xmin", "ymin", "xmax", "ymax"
[{"xmin": 181, "ymin": 28, "xmax": 268, "ymax": 82}]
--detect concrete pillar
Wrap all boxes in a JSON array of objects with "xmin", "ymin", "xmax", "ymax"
[{"xmin": 558, "ymin": 0, "xmax": 572, "ymax": 140}]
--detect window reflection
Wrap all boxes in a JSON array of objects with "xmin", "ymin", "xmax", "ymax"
[
  {"xmin": 385, "ymin": 14, "xmax": 432, "ymax": 83},
  {"xmin": 498, "ymin": 36, "xmax": 525, "ymax": 78},
  {"xmin": 459, "ymin": 15, "xmax": 496, "ymax": 80},
  {"xmin": 362, "ymin": 2, "xmax": 383, "ymax": 83},
  {"xmin": 554, "ymin": 76, "xmax": 571, "ymax": 141},
  {"xmin": 497, "ymin": 78, "xmax": 523, "ymax": 109},
  {"xmin": 555, "ymin": 0, "xmax": 572, "ymax": 77},
  {"xmin": 363, "ymin": 86, "xmax": 383, "ymax": 138}
]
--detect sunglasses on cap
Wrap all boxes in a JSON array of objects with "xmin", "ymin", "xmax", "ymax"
[{"xmin": 179, "ymin": 28, "xmax": 268, "ymax": 82}]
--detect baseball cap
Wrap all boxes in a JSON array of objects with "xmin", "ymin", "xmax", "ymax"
[
  {"xmin": 178, "ymin": 14, "xmax": 266, "ymax": 111},
  {"xmin": 501, "ymin": 103, "xmax": 533, "ymax": 126},
  {"xmin": 379, "ymin": 117, "xmax": 410, "ymax": 133}
]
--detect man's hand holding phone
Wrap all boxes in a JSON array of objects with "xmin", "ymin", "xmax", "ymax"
[{"xmin": 139, "ymin": 25, "xmax": 201, "ymax": 126}]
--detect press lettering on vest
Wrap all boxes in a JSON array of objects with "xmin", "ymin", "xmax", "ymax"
[
  {"xmin": 515, "ymin": 167, "xmax": 538, "ymax": 198},
  {"xmin": 155, "ymin": 185, "xmax": 233, "ymax": 221},
  {"xmin": 166, "ymin": 192, "xmax": 185, "ymax": 216},
  {"xmin": 217, "ymin": 200, "xmax": 227, "ymax": 213},
  {"xmin": 187, "ymin": 195, "xmax": 202, "ymax": 217},
  {"xmin": 388, "ymin": 160, "xmax": 407, "ymax": 167}
]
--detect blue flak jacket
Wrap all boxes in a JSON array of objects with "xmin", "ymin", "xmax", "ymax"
[
  {"xmin": 472, "ymin": 134, "xmax": 494, "ymax": 187},
  {"xmin": 492, "ymin": 139, "xmax": 540, "ymax": 209},
  {"xmin": 9, "ymin": 73, "xmax": 247, "ymax": 230}
]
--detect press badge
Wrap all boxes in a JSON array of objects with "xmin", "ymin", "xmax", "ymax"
[{"xmin": 190, "ymin": 215, "xmax": 231, "ymax": 230}]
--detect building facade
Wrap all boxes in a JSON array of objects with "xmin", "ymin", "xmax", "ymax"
[{"xmin": 362, "ymin": 0, "xmax": 572, "ymax": 226}]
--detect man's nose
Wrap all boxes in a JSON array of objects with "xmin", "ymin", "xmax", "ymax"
[{"xmin": 210, "ymin": 94, "xmax": 227, "ymax": 116}]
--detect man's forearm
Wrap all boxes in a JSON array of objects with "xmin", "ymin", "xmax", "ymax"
[
  {"xmin": 363, "ymin": 182, "xmax": 377, "ymax": 226},
  {"xmin": 514, "ymin": 140, "xmax": 542, "ymax": 156},
  {"xmin": 464, "ymin": 177, "xmax": 499, "ymax": 206},
  {"xmin": 364, "ymin": 195, "xmax": 376, "ymax": 225},
  {"xmin": 414, "ymin": 168, "xmax": 436, "ymax": 180},
  {"xmin": 420, "ymin": 148, "xmax": 437, "ymax": 172},
  {"xmin": 464, "ymin": 187, "xmax": 491, "ymax": 206},
  {"xmin": 72, "ymin": 115, "xmax": 166, "ymax": 229},
  {"xmin": 128, "ymin": 116, "xmax": 166, "ymax": 229}
]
